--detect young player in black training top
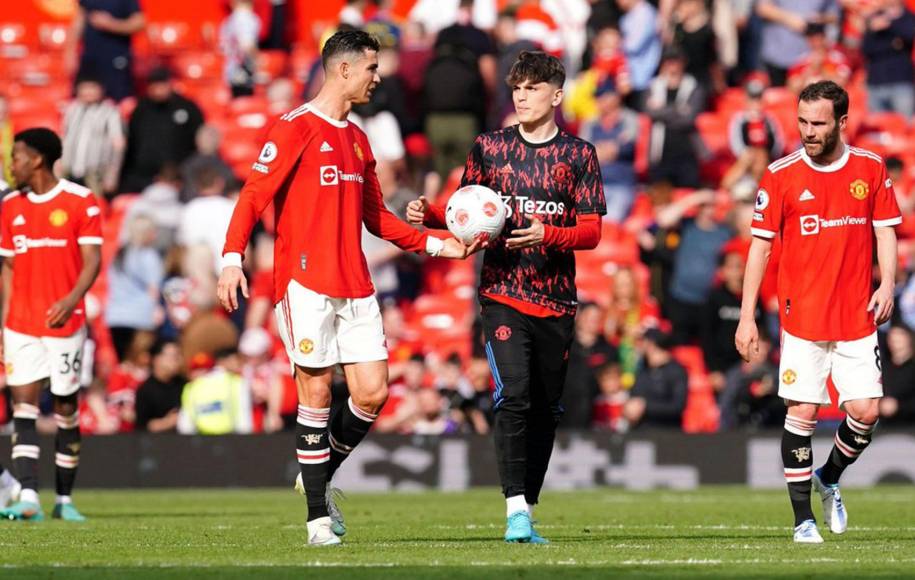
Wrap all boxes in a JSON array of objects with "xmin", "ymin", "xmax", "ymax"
[{"xmin": 408, "ymin": 51, "xmax": 606, "ymax": 543}]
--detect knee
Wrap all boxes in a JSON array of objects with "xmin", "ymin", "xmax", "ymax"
[
  {"xmin": 495, "ymin": 394, "xmax": 530, "ymax": 416},
  {"xmin": 351, "ymin": 383, "xmax": 388, "ymax": 415},
  {"xmin": 787, "ymin": 403, "xmax": 818, "ymax": 423},
  {"xmin": 847, "ymin": 400, "xmax": 880, "ymax": 426}
]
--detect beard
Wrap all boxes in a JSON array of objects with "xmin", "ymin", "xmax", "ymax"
[{"xmin": 805, "ymin": 124, "xmax": 841, "ymax": 160}]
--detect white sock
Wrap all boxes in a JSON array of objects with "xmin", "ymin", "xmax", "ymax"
[
  {"xmin": 528, "ymin": 504, "xmax": 535, "ymax": 519},
  {"xmin": 20, "ymin": 489, "xmax": 39, "ymax": 505},
  {"xmin": 56, "ymin": 495, "xmax": 72, "ymax": 505},
  {"xmin": 0, "ymin": 469, "xmax": 15, "ymax": 487},
  {"xmin": 307, "ymin": 516, "xmax": 332, "ymax": 537},
  {"xmin": 506, "ymin": 495, "xmax": 529, "ymax": 516}
]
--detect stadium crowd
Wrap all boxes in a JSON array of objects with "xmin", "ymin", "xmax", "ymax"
[{"xmin": 0, "ymin": 0, "xmax": 914, "ymax": 437}]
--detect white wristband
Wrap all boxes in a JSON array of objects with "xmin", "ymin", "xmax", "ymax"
[
  {"xmin": 425, "ymin": 236, "xmax": 444, "ymax": 257},
  {"xmin": 221, "ymin": 252, "xmax": 243, "ymax": 270}
]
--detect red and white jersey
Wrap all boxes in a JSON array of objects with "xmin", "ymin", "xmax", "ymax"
[
  {"xmin": 0, "ymin": 180, "xmax": 102, "ymax": 337},
  {"xmin": 751, "ymin": 146, "xmax": 902, "ymax": 341},
  {"xmin": 223, "ymin": 104, "xmax": 431, "ymax": 303}
]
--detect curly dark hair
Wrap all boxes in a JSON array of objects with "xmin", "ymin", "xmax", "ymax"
[{"xmin": 506, "ymin": 51, "xmax": 565, "ymax": 87}]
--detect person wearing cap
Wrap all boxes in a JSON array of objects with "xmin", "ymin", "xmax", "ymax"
[
  {"xmin": 119, "ymin": 67, "xmax": 204, "ymax": 193},
  {"xmin": 0, "ymin": 128, "xmax": 103, "ymax": 522},
  {"xmin": 644, "ymin": 46, "xmax": 706, "ymax": 188},
  {"xmin": 580, "ymin": 74, "xmax": 639, "ymax": 223},
  {"xmin": 67, "ymin": 0, "xmax": 146, "ymax": 102},
  {"xmin": 622, "ymin": 328, "xmax": 688, "ymax": 429}
]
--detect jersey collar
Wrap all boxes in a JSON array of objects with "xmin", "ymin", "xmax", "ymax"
[
  {"xmin": 305, "ymin": 104, "xmax": 348, "ymax": 128},
  {"xmin": 26, "ymin": 180, "xmax": 64, "ymax": 204},
  {"xmin": 800, "ymin": 143, "xmax": 849, "ymax": 173}
]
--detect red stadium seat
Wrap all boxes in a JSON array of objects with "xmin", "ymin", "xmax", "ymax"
[
  {"xmin": 172, "ymin": 51, "xmax": 224, "ymax": 82},
  {"xmin": 0, "ymin": 23, "xmax": 26, "ymax": 46},
  {"xmin": 38, "ymin": 23, "xmax": 71, "ymax": 51},
  {"xmin": 147, "ymin": 22, "xmax": 203, "ymax": 53},
  {"xmin": 256, "ymin": 50, "xmax": 288, "ymax": 83}
]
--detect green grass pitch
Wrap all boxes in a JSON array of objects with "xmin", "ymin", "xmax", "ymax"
[{"xmin": 1, "ymin": 486, "xmax": 914, "ymax": 579}]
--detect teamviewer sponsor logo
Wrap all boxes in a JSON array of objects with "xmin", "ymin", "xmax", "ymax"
[
  {"xmin": 800, "ymin": 214, "xmax": 819, "ymax": 236},
  {"xmin": 320, "ymin": 165, "xmax": 339, "ymax": 186}
]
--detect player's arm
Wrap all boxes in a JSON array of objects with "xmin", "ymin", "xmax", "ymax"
[
  {"xmin": 219, "ymin": 121, "xmax": 305, "ymax": 312},
  {"xmin": 870, "ymin": 227, "xmax": 897, "ymax": 325},
  {"xmin": 47, "ymin": 244, "xmax": 101, "ymax": 328},
  {"xmin": 735, "ymin": 236, "xmax": 772, "ymax": 362},
  {"xmin": 407, "ymin": 137, "xmax": 487, "ymax": 229},
  {"xmin": 363, "ymin": 158, "xmax": 482, "ymax": 259},
  {"xmin": 86, "ymin": 2, "xmax": 146, "ymax": 36}
]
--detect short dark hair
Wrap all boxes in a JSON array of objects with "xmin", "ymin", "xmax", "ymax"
[
  {"xmin": 321, "ymin": 30, "xmax": 381, "ymax": 69},
  {"xmin": 150, "ymin": 338, "xmax": 178, "ymax": 359},
  {"xmin": 14, "ymin": 127, "xmax": 62, "ymax": 170},
  {"xmin": 798, "ymin": 80, "xmax": 848, "ymax": 121},
  {"xmin": 506, "ymin": 51, "xmax": 565, "ymax": 87}
]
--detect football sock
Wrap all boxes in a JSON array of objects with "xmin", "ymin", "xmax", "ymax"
[
  {"xmin": 327, "ymin": 397, "xmax": 378, "ymax": 480},
  {"xmin": 506, "ymin": 494, "xmax": 528, "ymax": 516},
  {"xmin": 11, "ymin": 404, "xmax": 40, "ymax": 496},
  {"xmin": 819, "ymin": 415, "xmax": 876, "ymax": 485},
  {"xmin": 296, "ymin": 405, "xmax": 331, "ymax": 521},
  {"xmin": 782, "ymin": 415, "xmax": 816, "ymax": 526},
  {"xmin": 54, "ymin": 412, "xmax": 81, "ymax": 498}
]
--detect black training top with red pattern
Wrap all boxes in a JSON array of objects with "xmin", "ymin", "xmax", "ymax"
[{"xmin": 461, "ymin": 125, "xmax": 606, "ymax": 315}]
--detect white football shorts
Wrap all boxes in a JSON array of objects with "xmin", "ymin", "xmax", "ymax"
[
  {"xmin": 274, "ymin": 280, "xmax": 388, "ymax": 369},
  {"xmin": 778, "ymin": 330, "xmax": 883, "ymax": 407},
  {"xmin": 4, "ymin": 326, "xmax": 88, "ymax": 396}
]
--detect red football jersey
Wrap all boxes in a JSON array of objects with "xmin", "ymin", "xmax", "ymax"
[
  {"xmin": 223, "ymin": 104, "xmax": 430, "ymax": 302},
  {"xmin": 751, "ymin": 146, "xmax": 902, "ymax": 341},
  {"xmin": 0, "ymin": 180, "xmax": 103, "ymax": 337}
]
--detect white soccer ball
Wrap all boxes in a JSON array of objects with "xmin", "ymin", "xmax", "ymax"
[{"xmin": 445, "ymin": 185, "xmax": 507, "ymax": 245}]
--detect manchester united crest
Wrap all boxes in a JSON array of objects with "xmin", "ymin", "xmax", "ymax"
[
  {"xmin": 49, "ymin": 209, "xmax": 68, "ymax": 227},
  {"xmin": 495, "ymin": 325, "xmax": 512, "ymax": 341},
  {"xmin": 782, "ymin": 369, "xmax": 797, "ymax": 385},
  {"xmin": 299, "ymin": 339, "xmax": 314, "ymax": 354},
  {"xmin": 850, "ymin": 179, "xmax": 869, "ymax": 200},
  {"xmin": 354, "ymin": 142, "xmax": 364, "ymax": 161}
]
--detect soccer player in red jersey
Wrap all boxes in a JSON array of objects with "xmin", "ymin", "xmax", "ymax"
[
  {"xmin": 408, "ymin": 52, "xmax": 606, "ymax": 543},
  {"xmin": 217, "ymin": 31, "xmax": 478, "ymax": 546},
  {"xmin": 0, "ymin": 128, "xmax": 103, "ymax": 522},
  {"xmin": 736, "ymin": 81, "xmax": 902, "ymax": 543}
]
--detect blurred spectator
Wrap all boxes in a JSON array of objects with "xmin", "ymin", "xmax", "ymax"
[
  {"xmin": 350, "ymin": 107, "xmax": 406, "ymax": 165},
  {"xmin": 616, "ymin": 0, "xmax": 662, "ymax": 102},
  {"xmin": 592, "ymin": 362, "xmax": 629, "ymax": 431},
  {"xmin": 861, "ymin": 0, "xmax": 915, "ymax": 117},
  {"xmin": 900, "ymin": 272, "xmax": 915, "ymax": 331},
  {"xmin": 220, "ymin": 0, "xmax": 261, "ymax": 97},
  {"xmin": 623, "ymin": 328, "xmax": 688, "ymax": 428},
  {"xmin": 756, "ymin": 0, "xmax": 838, "ymax": 87},
  {"xmin": 670, "ymin": 0, "xmax": 723, "ymax": 94},
  {"xmin": 580, "ymin": 76, "xmax": 639, "ymax": 222},
  {"xmin": 644, "ymin": 47, "xmax": 706, "ymax": 188},
  {"xmin": 0, "ymin": 96, "xmax": 11, "ymax": 187},
  {"xmin": 178, "ymin": 348, "xmax": 252, "ymax": 435},
  {"xmin": 180, "ymin": 309, "xmax": 240, "ymax": 364},
  {"xmin": 604, "ymin": 266, "xmax": 661, "ymax": 388},
  {"xmin": 566, "ymin": 25, "xmax": 631, "ymax": 125},
  {"xmin": 105, "ymin": 214, "xmax": 164, "ymax": 361},
  {"xmin": 410, "ymin": 0, "xmax": 498, "ymax": 36},
  {"xmin": 722, "ymin": 80, "xmax": 783, "ymax": 194},
  {"xmin": 239, "ymin": 327, "xmax": 286, "ymax": 433},
  {"xmin": 423, "ymin": 0, "xmax": 497, "ymax": 179},
  {"xmin": 68, "ymin": 0, "xmax": 146, "ymax": 101},
  {"xmin": 879, "ymin": 325, "xmax": 915, "ymax": 424},
  {"xmin": 453, "ymin": 355, "xmax": 493, "ymax": 434},
  {"xmin": 87, "ymin": 331, "xmax": 154, "ymax": 433},
  {"xmin": 265, "ymin": 78, "xmax": 297, "ymax": 115},
  {"xmin": 177, "ymin": 167, "xmax": 235, "ymax": 275},
  {"xmin": 786, "ymin": 23, "xmax": 851, "ymax": 93},
  {"xmin": 339, "ymin": 0, "xmax": 368, "ymax": 27},
  {"xmin": 562, "ymin": 303, "xmax": 619, "ymax": 428},
  {"xmin": 376, "ymin": 353, "xmax": 427, "ymax": 433},
  {"xmin": 491, "ymin": 8, "xmax": 538, "ymax": 128},
  {"xmin": 135, "ymin": 339, "xmax": 186, "ymax": 432},
  {"xmin": 120, "ymin": 67, "xmax": 204, "ymax": 193},
  {"xmin": 125, "ymin": 164, "xmax": 184, "ymax": 251},
  {"xmin": 658, "ymin": 190, "xmax": 734, "ymax": 344},
  {"xmin": 353, "ymin": 34, "xmax": 413, "ymax": 137},
  {"xmin": 411, "ymin": 388, "xmax": 459, "ymax": 435},
  {"xmin": 700, "ymin": 243, "xmax": 761, "ymax": 392},
  {"xmin": 61, "ymin": 73, "xmax": 125, "ymax": 197},
  {"xmin": 180, "ymin": 125, "xmax": 236, "ymax": 202},
  {"xmin": 718, "ymin": 331, "xmax": 783, "ymax": 429}
]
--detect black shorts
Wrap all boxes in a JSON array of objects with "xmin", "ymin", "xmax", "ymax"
[{"xmin": 480, "ymin": 298, "xmax": 575, "ymax": 415}]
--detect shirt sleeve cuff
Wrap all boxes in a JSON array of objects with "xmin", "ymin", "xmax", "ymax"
[
  {"xmin": 425, "ymin": 236, "xmax": 444, "ymax": 257},
  {"xmin": 873, "ymin": 217, "xmax": 903, "ymax": 228},
  {"xmin": 77, "ymin": 236, "xmax": 103, "ymax": 245},
  {"xmin": 750, "ymin": 227, "xmax": 777, "ymax": 239},
  {"xmin": 0, "ymin": 248, "xmax": 13, "ymax": 257},
  {"xmin": 222, "ymin": 252, "xmax": 243, "ymax": 269}
]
